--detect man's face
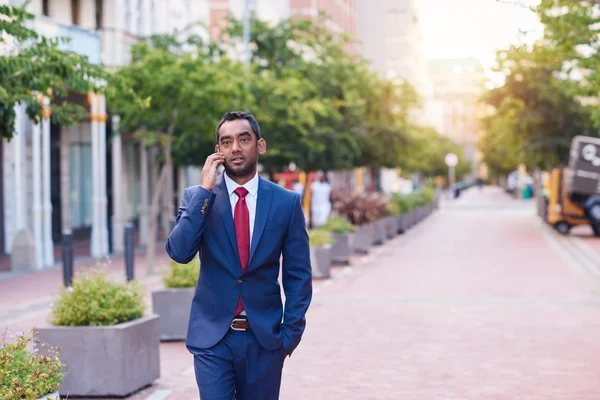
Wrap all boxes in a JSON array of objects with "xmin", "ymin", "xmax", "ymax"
[{"xmin": 216, "ymin": 119, "xmax": 266, "ymax": 178}]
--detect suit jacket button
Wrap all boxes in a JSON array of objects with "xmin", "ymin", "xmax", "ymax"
[{"xmin": 238, "ymin": 278, "xmax": 243, "ymax": 284}]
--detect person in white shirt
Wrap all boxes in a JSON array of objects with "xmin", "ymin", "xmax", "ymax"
[{"xmin": 310, "ymin": 172, "xmax": 332, "ymax": 227}]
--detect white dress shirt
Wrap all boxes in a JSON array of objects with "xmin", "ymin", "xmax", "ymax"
[
  {"xmin": 224, "ymin": 171, "xmax": 259, "ymax": 244},
  {"xmin": 224, "ymin": 172, "xmax": 259, "ymax": 317}
]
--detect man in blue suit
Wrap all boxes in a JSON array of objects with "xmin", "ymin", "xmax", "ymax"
[{"xmin": 166, "ymin": 111, "xmax": 312, "ymax": 399}]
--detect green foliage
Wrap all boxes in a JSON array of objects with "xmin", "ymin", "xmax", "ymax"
[
  {"xmin": 396, "ymin": 125, "xmax": 469, "ymax": 178},
  {"xmin": 478, "ymin": 3, "xmax": 600, "ymax": 176},
  {"xmin": 0, "ymin": 330, "xmax": 64, "ymax": 399},
  {"xmin": 163, "ymin": 259, "xmax": 200, "ymax": 289},
  {"xmin": 479, "ymin": 44, "xmax": 596, "ymax": 174},
  {"xmin": 420, "ymin": 186, "xmax": 436, "ymax": 205},
  {"xmin": 308, "ymin": 229, "xmax": 335, "ymax": 247},
  {"xmin": 219, "ymin": 13, "xmax": 422, "ymax": 173},
  {"xmin": 318, "ymin": 215, "xmax": 356, "ymax": 233},
  {"xmin": 0, "ymin": 4, "xmax": 107, "ymax": 139},
  {"xmin": 49, "ymin": 270, "xmax": 145, "ymax": 326},
  {"xmin": 391, "ymin": 193, "xmax": 416, "ymax": 213},
  {"xmin": 107, "ymin": 34, "xmax": 247, "ymax": 166},
  {"xmin": 537, "ymin": 0, "xmax": 600, "ymax": 125}
]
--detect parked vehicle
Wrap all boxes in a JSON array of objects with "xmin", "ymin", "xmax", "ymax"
[{"xmin": 546, "ymin": 135, "xmax": 600, "ymax": 235}]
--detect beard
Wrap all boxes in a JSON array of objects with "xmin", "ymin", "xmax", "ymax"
[{"xmin": 223, "ymin": 156, "xmax": 258, "ymax": 177}]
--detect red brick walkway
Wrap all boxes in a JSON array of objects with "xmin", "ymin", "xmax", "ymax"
[{"xmin": 4, "ymin": 186, "xmax": 600, "ymax": 399}]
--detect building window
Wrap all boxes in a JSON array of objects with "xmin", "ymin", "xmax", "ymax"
[
  {"xmin": 125, "ymin": 0, "xmax": 132, "ymax": 32},
  {"xmin": 136, "ymin": 0, "xmax": 143, "ymax": 35},
  {"xmin": 71, "ymin": 0, "xmax": 80, "ymax": 25},
  {"xmin": 67, "ymin": 123, "xmax": 92, "ymax": 229},
  {"xmin": 42, "ymin": 0, "xmax": 49, "ymax": 16},
  {"xmin": 95, "ymin": 0, "xmax": 103, "ymax": 29}
]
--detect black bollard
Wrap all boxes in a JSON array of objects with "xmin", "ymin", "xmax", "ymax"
[
  {"xmin": 124, "ymin": 223, "xmax": 135, "ymax": 282},
  {"xmin": 62, "ymin": 230, "xmax": 73, "ymax": 287}
]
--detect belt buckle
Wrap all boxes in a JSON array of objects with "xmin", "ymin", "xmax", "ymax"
[{"xmin": 230, "ymin": 317, "xmax": 247, "ymax": 332}]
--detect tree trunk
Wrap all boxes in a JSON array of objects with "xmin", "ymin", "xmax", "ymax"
[
  {"xmin": 146, "ymin": 109, "xmax": 177, "ymax": 276},
  {"xmin": 146, "ymin": 164, "xmax": 168, "ymax": 276}
]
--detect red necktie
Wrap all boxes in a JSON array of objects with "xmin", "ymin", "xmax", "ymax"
[{"xmin": 234, "ymin": 187, "xmax": 250, "ymax": 316}]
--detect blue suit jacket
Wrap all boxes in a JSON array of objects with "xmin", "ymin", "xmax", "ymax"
[{"xmin": 165, "ymin": 173, "xmax": 312, "ymax": 356}]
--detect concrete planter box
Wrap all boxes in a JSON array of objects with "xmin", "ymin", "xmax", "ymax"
[
  {"xmin": 36, "ymin": 392, "xmax": 59, "ymax": 400},
  {"xmin": 152, "ymin": 288, "xmax": 195, "ymax": 341},
  {"xmin": 397, "ymin": 214, "xmax": 406, "ymax": 234},
  {"xmin": 311, "ymin": 245, "xmax": 332, "ymax": 279},
  {"xmin": 385, "ymin": 216, "xmax": 398, "ymax": 239},
  {"xmin": 406, "ymin": 210, "xmax": 415, "ymax": 228},
  {"xmin": 331, "ymin": 232, "xmax": 354, "ymax": 265},
  {"xmin": 354, "ymin": 224, "xmax": 373, "ymax": 254},
  {"xmin": 37, "ymin": 315, "xmax": 160, "ymax": 397},
  {"xmin": 373, "ymin": 219, "xmax": 386, "ymax": 245}
]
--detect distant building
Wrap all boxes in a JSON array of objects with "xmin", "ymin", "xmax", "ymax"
[
  {"xmin": 208, "ymin": 0, "xmax": 357, "ymax": 52},
  {"xmin": 355, "ymin": 0, "xmax": 430, "ymax": 125},
  {"xmin": 426, "ymin": 57, "xmax": 487, "ymax": 176}
]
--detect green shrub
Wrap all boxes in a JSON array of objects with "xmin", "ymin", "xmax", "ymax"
[
  {"xmin": 319, "ymin": 215, "xmax": 356, "ymax": 233},
  {"xmin": 49, "ymin": 269, "xmax": 145, "ymax": 326},
  {"xmin": 391, "ymin": 194, "xmax": 412, "ymax": 213},
  {"xmin": 387, "ymin": 199, "xmax": 402, "ymax": 215},
  {"xmin": 308, "ymin": 229, "xmax": 335, "ymax": 247},
  {"xmin": 0, "ymin": 330, "xmax": 65, "ymax": 399},
  {"xmin": 421, "ymin": 186, "xmax": 436, "ymax": 204},
  {"xmin": 163, "ymin": 259, "xmax": 200, "ymax": 289}
]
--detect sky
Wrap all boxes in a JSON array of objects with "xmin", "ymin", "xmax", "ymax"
[{"xmin": 416, "ymin": 0, "xmax": 544, "ymax": 86}]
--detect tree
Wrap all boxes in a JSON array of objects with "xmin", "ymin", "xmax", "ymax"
[
  {"xmin": 108, "ymin": 34, "xmax": 247, "ymax": 274},
  {"xmin": 537, "ymin": 0, "xmax": 600, "ymax": 126},
  {"xmin": 0, "ymin": 4, "xmax": 106, "ymax": 138},
  {"xmin": 478, "ymin": 44, "xmax": 596, "ymax": 175},
  {"xmin": 401, "ymin": 126, "xmax": 470, "ymax": 179},
  {"xmin": 221, "ymin": 13, "xmax": 418, "ymax": 175}
]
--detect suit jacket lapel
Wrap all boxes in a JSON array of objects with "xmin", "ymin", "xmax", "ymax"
[
  {"xmin": 212, "ymin": 174, "xmax": 240, "ymax": 264},
  {"xmin": 249, "ymin": 176, "xmax": 272, "ymax": 268}
]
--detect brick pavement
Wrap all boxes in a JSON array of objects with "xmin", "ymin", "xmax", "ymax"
[{"xmin": 4, "ymin": 186, "xmax": 600, "ymax": 399}]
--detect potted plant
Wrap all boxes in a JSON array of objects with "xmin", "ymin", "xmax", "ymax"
[
  {"xmin": 309, "ymin": 229, "xmax": 335, "ymax": 279},
  {"xmin": 36, "ymin": 269, "xmax": 160, "ymax": 397},
  {"xmin": 385, "ymin": 199, "xmax": 400, "ymax": 239},
  {"xmin": 319, "ymin": 215, "xmax": 356, "ymax": 265},
  {"xmin": 152, "ymin": 258, "xmax": 199, "ymax": 341},
  {"xmin": 332, "ymin": 191, "xmax": 374, "ymax": 254},
  {"xmin": 0, "ymin": 330, "xmax": 64, "ymax": 400},
  {"xmin": 365, "ymin": 193, "xmax": 388, "ymax": 245},
  {"xmin": 391, "ymin": 194, "xmax": 409, "ymax": 234}
]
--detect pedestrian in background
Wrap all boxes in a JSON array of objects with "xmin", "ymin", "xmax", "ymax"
[{"xmin": 310, "ymin": 171, "xmax": 332, "ymax": 227}]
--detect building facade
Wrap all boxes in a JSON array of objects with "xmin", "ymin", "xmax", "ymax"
[
  {"xmin": 208, "ymin": 0, "xmax": 356, "ymax": 48},
  {"xmin": 356, "ymin": 0, "xmax": 430, "ymax": 124},
  {"xmin": 1, "ymin": 0, "xmax": 205, "ymax": 272},
  {"xmin": 426, "ymin": 57, "xmax": 487, "ymax": 175}
]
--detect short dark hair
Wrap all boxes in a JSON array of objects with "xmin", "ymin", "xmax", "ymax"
[{"xmin": 215, "ymin": 111, "xmax": 261, "ymax": 142}]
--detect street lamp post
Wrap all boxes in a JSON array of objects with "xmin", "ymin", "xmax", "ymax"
[{"xmin": 445, "ymin": 153, "xmax": 458, "ymax": 199}]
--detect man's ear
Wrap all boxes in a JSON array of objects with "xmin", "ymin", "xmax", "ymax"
[{"xmin": 258, "ymin": 138, "xmax": 267, "ymax": 155}]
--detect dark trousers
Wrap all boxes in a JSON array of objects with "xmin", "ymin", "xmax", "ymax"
[{"xmin": 188, "ymin": 329, "xmax": 286, "ymax": 400}]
